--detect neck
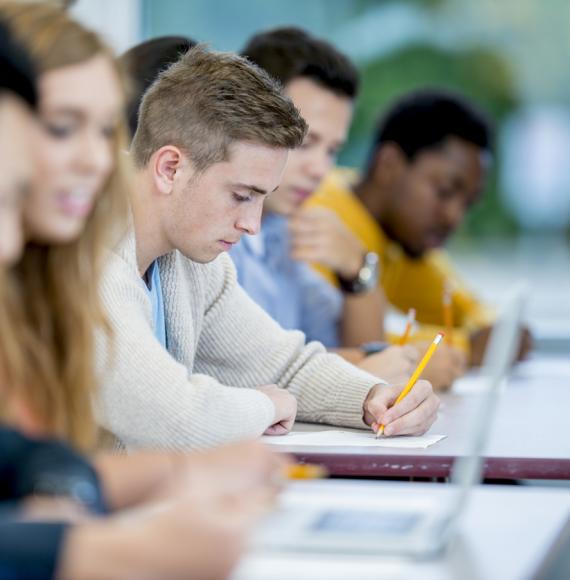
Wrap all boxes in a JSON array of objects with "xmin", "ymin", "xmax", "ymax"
[
  {"xmin": 131, "ymin": 169, "xmax": 173, "ymax": 276},
  {"xmin": 353, "ymin": 176, "xmax": 388, "ymax": 224}
]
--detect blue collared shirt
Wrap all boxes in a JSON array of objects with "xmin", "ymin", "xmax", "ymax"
[
  {"xmin": 230, "ymin": 213, "xmax": 343, "ymax": 347},
  {"xmin": 143, "ymin": 260, "xmax": 167, "ymax": 349}
]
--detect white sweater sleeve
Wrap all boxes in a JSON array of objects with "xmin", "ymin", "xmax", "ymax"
[
  {"xmin": 195, "ymin": 254, "xmax": 384, "ymax": 429},
  {"xmin": 95, "ymin": 253, "xmax": 275, "ymax": 451}
]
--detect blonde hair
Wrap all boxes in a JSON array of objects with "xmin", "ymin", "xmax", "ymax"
[
  {"xmin": 131, "ymin": 45, "xmax": 307, "ymax": 171},
  {"xmin": 0, "ymin": 2, "xmax": 130, "ymax": 451}
]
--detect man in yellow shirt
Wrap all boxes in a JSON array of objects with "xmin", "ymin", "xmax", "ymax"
[{"xmin": 307, "ymin": 89, "xmax": 529, "ymax": 364}]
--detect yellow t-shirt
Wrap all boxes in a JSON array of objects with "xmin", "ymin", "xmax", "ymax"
[{"xmin": 305, "ymin": 168, "xmax": 495, "ymax": 353}]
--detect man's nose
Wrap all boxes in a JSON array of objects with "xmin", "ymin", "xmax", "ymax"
[{"xmin": 236, "ymin": 199, "xmax": 264, "ymax": 235}]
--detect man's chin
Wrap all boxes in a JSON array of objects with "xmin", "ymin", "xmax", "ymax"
[
  {"xmin": 180, "ymin": 248, "xmax": 221, "ymax": 264},
  {"xmin": 398, "ymin": 239, "xmax": 431, "ymax": 260},
  {"xmin": 405, "ymin": 235, "xmax": 449, "ymax": 258},
  {"xmin": 401, "ymin": 246, "xmax": 426, "ymax": 260}
]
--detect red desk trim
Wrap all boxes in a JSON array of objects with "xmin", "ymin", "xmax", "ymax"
[{"xmin": 292, "ymin": 452, "xmax": 570, "ymax": 480}]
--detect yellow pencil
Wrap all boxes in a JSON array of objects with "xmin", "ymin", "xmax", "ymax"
[
  {"xmin": 443, "ymin": 282, "xmax": 454, "ymax": 346},
  {"xmin": 398, "ymin": 308, "xmax": 416, "ymax": 346},
  {"xmin": 377, "ymin": 332, "xmax": 445, "ymax": 437},
  {"xmin": 284, "ymin": 464, "xmax": 328, "ymax": 480}
]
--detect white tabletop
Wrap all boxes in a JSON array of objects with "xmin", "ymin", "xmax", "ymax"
[
  {"xmin": 233, "ymin": 481, "xmax": 570, "ymax": 580},
  {"xmin": 269, "ymin": 372, "xmax": 570, "ymax": 460}
]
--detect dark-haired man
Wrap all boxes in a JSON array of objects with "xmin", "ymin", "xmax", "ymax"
[
  {"xmin": 233, "ymin": 27, "xmax": 421, "ymax": 386},
  {"xmin": 309, "ymin": 88, "xmax": 530, "ymax": 365}
]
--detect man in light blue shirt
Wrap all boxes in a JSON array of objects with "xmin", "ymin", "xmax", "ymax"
[
  {"xmin": 232, "ymin": 28, "xmax": 386, "ymax": 353},
  {"xmin": 231, "ymin": 213, "xmax": 342, "ymax": 347}
]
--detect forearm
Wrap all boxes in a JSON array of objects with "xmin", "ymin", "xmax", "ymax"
[
  {"xmin": 97, "ymin": 306, "xmax": 275, "ymax": 450},
  {"xmin": 57, "ymin": 519, "xmax": 144, "ymax": 580},
  {"xmin": 200, "ymin": 254, "xmax": 380, "ymax": 429},
  {"xmin": 340, "ymin": 288, "xmax": 386, "ymax": 347},
  {"xmin": 330, "ymin": 347, "xmax": 365, "ymax": 365},
  {"xmin": 94, "ymin": 452, "xmax": 179, "ymax": 511}
]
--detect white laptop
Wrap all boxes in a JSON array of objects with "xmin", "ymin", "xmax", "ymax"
[{"xmin": 253, "ymin": 285, "xmax": 527, "ymax": 558}]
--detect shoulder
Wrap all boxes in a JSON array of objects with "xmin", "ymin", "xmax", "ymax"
[
  {"xmin": 309, "ymin": 167, "xmax": 359, "ymax": 207},
  {"xmin": 424, "ymin": 248, "xmax": 456, "ymax": 273},
  {"xmin": 101, "ymin": 231, "xmax": 145, "ymax": 298}
]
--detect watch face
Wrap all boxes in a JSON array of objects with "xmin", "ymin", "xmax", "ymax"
[
  {"xmin": 338, "ymin": 252, "xmax": 379, "ymax": 294},
  {"xmin": 358, "ymin": 253, "xmax": 379, "ymax": 290}
]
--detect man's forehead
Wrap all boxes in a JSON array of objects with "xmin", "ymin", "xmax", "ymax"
[
  {"xmin": 207, "ymin": 141, "xmax": 288, "ymax": 190},
  {"xmin": 416, "ymin": 137, "xmax": 486, "ymax": 172}
]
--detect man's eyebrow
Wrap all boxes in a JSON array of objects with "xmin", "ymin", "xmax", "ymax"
[{"xmin": 232, "ymin": 182, "xmax": 279, "ymax": 195}]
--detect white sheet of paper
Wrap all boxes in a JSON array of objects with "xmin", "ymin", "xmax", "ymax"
[{"xmin": 261, "ymin": 430, "xmax": 446, "ymax": 449}]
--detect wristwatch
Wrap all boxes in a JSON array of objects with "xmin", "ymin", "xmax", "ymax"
[
  {"xmin": 338, "ymin": 252, "xmax": 379, "ymax": 295},
  {"xmin": 360, "ymin": 341, "xmax": 390, "ymax": 357}
]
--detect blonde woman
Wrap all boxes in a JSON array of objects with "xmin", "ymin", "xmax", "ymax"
[
  {"xmin": 0, "ymin": 0, "xmax": 286, "ymax": 486},
  {"xmin": 0, "ymin": 0, "xmax": 131, "ymax": 451},
  {"xmin": 0, "ymin": 5, "xmax": 287, "ymax": 579}
]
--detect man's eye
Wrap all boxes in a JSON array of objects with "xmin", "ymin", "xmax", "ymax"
[
  {"xmin": 45, "ymin": 123, "xmax": 74, "ymax": 139},
  {"xmin": 233, "ymin": 193, "xmax": 251, "ymax": 203}
]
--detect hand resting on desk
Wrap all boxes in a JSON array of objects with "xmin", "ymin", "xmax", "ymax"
[{"xmin": 257, "ymin": 385, "xmax": 298, "ymax": 436}]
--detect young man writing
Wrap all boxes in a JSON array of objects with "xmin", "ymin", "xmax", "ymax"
[
  {"xmin": 97, "ymin": 47, "xmax": 438, "ymax": 450},
  {"xmin": 308, "ymin": 88, "xmax": 531, "ymax": 365},
  {"xmin": 231, "ymin": 27, "xmax": 420, "ymax": 384},
  {"xmin": 234, "ymin": 29, "xmax": 463, "ymax": 388}
]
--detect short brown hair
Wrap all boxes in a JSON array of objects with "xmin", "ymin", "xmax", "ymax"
[
  {"xmin": 242, "ymin": 27, "xmax": 359, "ymax": 100},
  {"xmin": 131, "ymin": 45, "xmax": 307, "ymax": 171}
]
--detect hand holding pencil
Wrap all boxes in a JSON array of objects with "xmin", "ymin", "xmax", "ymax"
[
  {"xmin": 376, "ymin": 333, "xmax": 444, "ymax": 437},
  {"xmin": 362, "ymin": 337, "xmax": 441, "ymax": 437}
]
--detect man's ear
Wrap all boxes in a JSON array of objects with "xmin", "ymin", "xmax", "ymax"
[
  {"xmin": 370, "ymin": 142, "xmax": 407, "ymax": 188},
  {"xmin": 152, "ymin": 146, "xmax": 184, "ymax": 195}
]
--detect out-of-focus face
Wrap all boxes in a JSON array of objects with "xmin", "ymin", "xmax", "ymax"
[
  {"xmin": 24, "ymin": 54, "xmax": 123, "ymax": 244},
  {"xmin": 378, "ymin": 137, "xmax": 487, "ymax": 258},
  {"xmin": 0, "ymin": 95, "xmax": 35, "ymax": 265},
  {"xmin": 163, "ymin": 141, "xmax": 288, "ymax": 263},
  {"xmin": 263, "ymin": 77, "xmax": 353, "ymax": 217}
]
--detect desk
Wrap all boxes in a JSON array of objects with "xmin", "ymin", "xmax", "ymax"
[
  {"xmin": 272, "ymin": 373, "xmax": 570, "ymax": 480},
  {"xmin": 531, "ymin": 319, "xmax": 570, "ymax": 356},
  {"xmin": 233, "ymin": 481, "xmax": 570, "ymax": 580}
]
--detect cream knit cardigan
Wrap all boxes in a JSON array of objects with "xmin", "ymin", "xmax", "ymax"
[{"xmin": 96, "ymin": 232, "xmax": 383, "ymax": 451}]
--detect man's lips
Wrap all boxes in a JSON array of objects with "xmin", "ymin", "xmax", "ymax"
[
  {"xmin": 292, "ymin": 187, "xmax": 314, "ymax": 201},
  {"xmin": 424, "ymin": 231, "xmax": 450, "ymax": 248},
  {"xmin": 219, "ymin": 239, "xmax": 239, "ymax": 250}
]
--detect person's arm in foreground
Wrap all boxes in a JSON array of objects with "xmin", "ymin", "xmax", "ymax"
[
  {"xmin": 1, "ymin": 485, "xmax": 263, "ymax": 580},
  {"xmin": 94, "ymin": 440, "xmax": 289, "ymax": 511},
  {"xmin": 197, "ymin": 254, "xmax": 439, "ymax": 437},
  {"xmin": 57, "ymin": 489, "xmax": 262, "ymax": 580}
]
